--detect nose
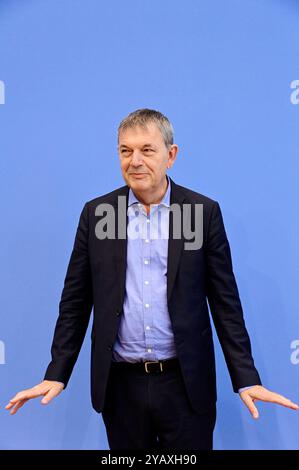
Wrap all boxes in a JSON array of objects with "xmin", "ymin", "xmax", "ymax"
[{"xmin": 130, "ymin": 150, "xmax": 144, "ymax": 167}]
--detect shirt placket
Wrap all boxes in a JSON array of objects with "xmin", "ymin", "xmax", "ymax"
[{"xmin": 140, "ymin": 204, "xmax": 155, "ymax": 361}]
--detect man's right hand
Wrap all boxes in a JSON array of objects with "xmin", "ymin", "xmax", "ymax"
[{"xmin": 5, "ymin": 380, "xmax": 64, "ymax": 415}]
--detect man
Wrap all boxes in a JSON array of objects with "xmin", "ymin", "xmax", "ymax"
[{"xmin": 6, "ymin": 109, "xmax": 298, "ymax": 450}]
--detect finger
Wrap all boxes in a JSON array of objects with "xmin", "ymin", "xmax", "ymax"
[
  {"xmin": 9, "ymin": 399, "xmax": 29, "ymax": 415},
  {"xmin": 257, "ymin": 391, "xmax": 299, "ymax": 409},
  {"xmin": 7, "ymin": 391, "xmax": 38, "ymax": 404},
  {"xmin": 41, "ymin": 386, "xmax": 61, "ymax": 405},
  {"xmin": 5, "ymin": 402, "xmax": 14, "ymax": 409},
  {"xmin": 5, "ymin": 400, "xmax": 21, "ymax": 412},
  {"xmin": 270, "ymin": 395, "xmax": 299, "ymax": 410},
  {"xmin": 7, "ymin": 386, "xmax": 47, "ymax": 404},
  {"xmin": 241, "ymin": 394, "xmax": 259, "ymax": 419}
]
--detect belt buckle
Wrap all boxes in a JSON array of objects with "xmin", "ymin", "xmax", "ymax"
[{"xmin": 144, "ymin": 361, "xmax": 163, "ymax": 373}]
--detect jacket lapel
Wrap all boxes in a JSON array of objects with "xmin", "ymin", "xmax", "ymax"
[
  {"xmin": 167, "ymin": 177, "xmax": 186, "ymax": 302},
  {"xmin": 112, "ymin": 185, "xmax": 129, "ymax": 308}
]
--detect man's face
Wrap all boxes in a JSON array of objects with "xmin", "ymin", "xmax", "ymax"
[{"xmin": 118, "ymin": 122, "xmax": 177, "ymax": 193}]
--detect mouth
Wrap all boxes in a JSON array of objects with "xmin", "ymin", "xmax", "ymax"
[{"xmin": 129, "ymin": 173, "xmax": 148, "ymax": 179}]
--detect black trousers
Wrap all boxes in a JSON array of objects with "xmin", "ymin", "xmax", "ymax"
[{"xmin": 101, "ymin": 360, "xmax": 216, "ymax": 450}]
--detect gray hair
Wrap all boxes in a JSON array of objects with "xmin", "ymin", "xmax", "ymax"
[{"xmin": 117, "ymin": 108, "xmax": 174, "ymax": 148}]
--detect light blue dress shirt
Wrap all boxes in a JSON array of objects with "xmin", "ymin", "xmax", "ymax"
[{"xmin": 112, "ymin": 175, "xmax": 177, "ymax": 363}]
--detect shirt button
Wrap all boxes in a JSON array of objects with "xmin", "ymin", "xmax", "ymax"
[
  {"xmin": 146, "ymin": 219, "xmax": 150, "ymax": 224},
  {"xmin": 144, "ymin": 260, "xmax": 149, "ymax": 265},
  {"xmin": 144, "ymin": 280, "xmax": 149, "ymax": 285},
  {"xmin": 145, "ymin": 239, "xmax": 149, "ymax": 243},
  {"xmin": 146, "ymin": 326, "xmax": 150, "ymax": 330},
  {"xmin": 145, "ymin": 303, "xmax": 150, "ymax": 308},
  {"xmin": 147, "ymin": 348, "xmax": 152, "ymax": 353}
]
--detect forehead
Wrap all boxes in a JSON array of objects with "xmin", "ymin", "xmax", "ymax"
[{"xmin": 118, "ymin": 122, "xmax": 164, "ymax": 147}]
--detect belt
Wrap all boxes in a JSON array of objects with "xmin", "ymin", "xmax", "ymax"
[{"xmin": 111, "ymin": 357, "xmax": 180, "ymax": 374}]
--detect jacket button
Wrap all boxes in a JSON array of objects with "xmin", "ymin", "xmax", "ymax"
[
  {"xmin": 116, "ymin": 309, "xmax": 121, "ymax": 316},
  {"xmin": 107, "ymin": 344, "xmax": 113, "ymax": 351}
]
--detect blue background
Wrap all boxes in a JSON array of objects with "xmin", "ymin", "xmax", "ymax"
[{"xmin": 0, "ymin": 0, "xmax": 298, "ymax": 449}]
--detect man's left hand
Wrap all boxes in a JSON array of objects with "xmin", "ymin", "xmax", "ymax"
[{"xmin": 239, "ymin": 385, "xmax": 298, "ymax": 419}]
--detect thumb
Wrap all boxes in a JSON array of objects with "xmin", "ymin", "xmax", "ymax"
[
  {"xmin": 241, "ymin": 394, "xmax": 259, "ymax": 419},
  {"xmin": 41, "ymin": 386, "xmax": 60, "ymax": 405}
]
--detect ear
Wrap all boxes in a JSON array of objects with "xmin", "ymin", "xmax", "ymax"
[{"xmin": 167, "ymin": 144, "xmax": 179, "ymax": 169}]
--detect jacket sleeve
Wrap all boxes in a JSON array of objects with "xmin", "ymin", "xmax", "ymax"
[
  {"xmin": 43, "ymin": 202, "xmax": 93, "ymax": 387},
  {"xmin": 206, "ymin": 201, "xmax": 262, "ymax": 392}
]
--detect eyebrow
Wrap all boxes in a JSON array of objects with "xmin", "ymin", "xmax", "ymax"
[{"xmin": 119, "ymin": 143, "xmax": 156, "ymax": 149}]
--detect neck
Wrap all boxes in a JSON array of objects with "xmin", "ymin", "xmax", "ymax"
[{"xmin": 132, "ymin": 176, "xmax": 168, "ymax": 214}]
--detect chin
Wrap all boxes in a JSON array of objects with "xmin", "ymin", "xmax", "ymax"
[
  {"xmin": 128, "ymin": 176, "xmax": 150, "ymax": 188},
  {"xmin": 131, "ymin": 180, "xmax": 149, "ymax": 189}
]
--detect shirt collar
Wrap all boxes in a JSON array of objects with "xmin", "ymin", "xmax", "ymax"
[{"xmin": 128, "ymin": 175, "xmax": 171, "ymax": 208}]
